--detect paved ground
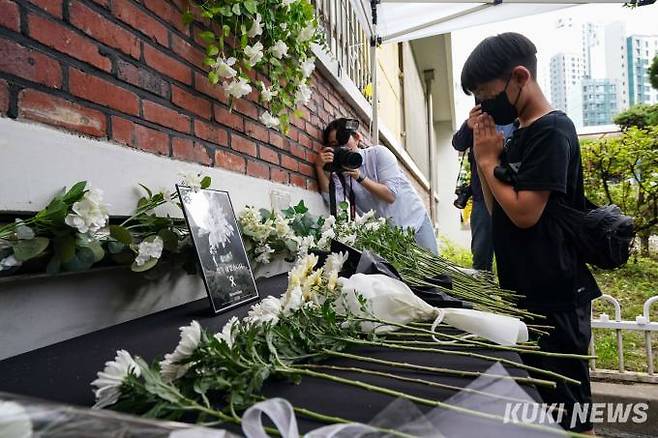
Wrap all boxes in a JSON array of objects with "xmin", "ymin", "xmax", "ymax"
[{"xmin": 591, "ymin": 381, "xmax": 658, "ymax": 437}]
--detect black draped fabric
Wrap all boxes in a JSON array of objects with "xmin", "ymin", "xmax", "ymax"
[{"xmin": 0, "ymin": 275, "xmax": 540, "ymax": 433}]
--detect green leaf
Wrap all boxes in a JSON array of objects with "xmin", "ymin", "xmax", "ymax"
[
  {"xmin": 241, "ymin": 33, "xmax": 248, "ymax": 48},
  {"xmin": 199, "ymin": 31, "xmax": 216, "ymax": 44},
  {"xmin": 62, "ymin": 181, "xmax": 87, "ymax": 204},
  {"xmin": 62, "ymin": 248, "xmax": 96, "ymax": 272},
  {"xmin": 158, "ymin": 228, "xmax": 179, "ymax": 253},
  {"xmin": 223, "ymin": 25, "xmax": 231, "ymax": 37},
  {"xmin": 131, "ymin": 257, "xmax": 159, "ymax": 272},
  {"xmin": 53, "ymin": 235, "xmax": 76, "ymax": 263},
  {"xmin": 200, "ymin": 176, "xmax": 211, "ymax": 189},
  {"xmin": 208, "ymin": 70, "xmax": 219, "ymax": 85},
  {"xmin": 232, "ymin": 3, "xmax": 241, "ymax": 15},
  {"xmin": 138, "ymin": 183, "xmax": 153, "ymax": 199},
  {"xmin": 244, "ymin": 0, "xmax": 258, "ymax": 14},
  {"xmin": 107, "ymin": 241, "xmax": 125, "ymax": 254},
  {"xmin": 46, "ymin": 256, "xmax": 61, "ymax": 275},
  {"xmin": 81, "ymin": 240, "xmax": 105, "ymax": 263},
  {"xmin": 220, "ymin": 5, "xmax": 233, "ymax": 17},
  {"xmin": 207, "ymin": 45, "xmax": 219, "ymax": 56},
  {"xmin": 182, "ymin": 10, "xmax": 194, "ymax": 25},
  {"xmin": 13, "ymin": 237, "xmax": 50, "ymax": 261},
  {"xmin": 110, "ymin": 225, "xmax": 133, "ymax": 245}
]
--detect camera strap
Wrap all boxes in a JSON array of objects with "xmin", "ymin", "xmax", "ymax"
[{"xmin": 329, "ymin": 172, "xmax": 356, "ymax": 220}]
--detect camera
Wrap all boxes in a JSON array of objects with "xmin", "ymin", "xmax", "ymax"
[
  {"xmin": 453, "ymin": 184, "xmax": 472, "ymax": 209},
  {"xmin": 323, "ymin": 119, "xmax": 364, "ymax": 173}
]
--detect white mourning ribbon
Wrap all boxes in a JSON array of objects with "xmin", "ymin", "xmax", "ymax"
[
  {"xmin": 339, "ymin": 274, "xmax": 528, "ymax": 346},
  {"xmin": 241, "ymin": 398, "xmax": 374, "ymax": 438}
]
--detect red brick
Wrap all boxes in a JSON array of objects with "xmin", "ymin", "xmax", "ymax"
[
  {"xmin": 69, "ymin": 68, "xmax": 139, "ymax": 115},
  {"xmin": 134, "ymin": 124, "xmax": 169, "ymax": 155},
  {"xmin": 232, "ymin": 98, "xmax": 258, "ymax": 119},
  {"xmin": 245, "ymin": 120, "xmax": 269, "ymax": 142},
  {"xmin": 290, "ymin": 114, "xmax": 305, "ymax": 129},
  {"xmin": 0, "ymin": 80, "xmax": 8, "ymax": 114},
  {"xmin": 290, "ymin": 143, "xmax": 306, "ymax": 160},
  {"xmin": 0, "ymin": 37, "xmax": 62, "ymax": 88},
  {"xmin": 143, "ymin": 100, "xmax": 190, "ymax": 133},
  {"xmin": 111, "ymin": 116, "xmax": 134, "ymax": 145},
  {"xmin": 144, "ymin": 44, "xmax": 192, "ymax": 85},
  {"xmin": 247, "ymin": 160, "xmax": 269, "ymax": 179},
  {"xmin": 290, "ymin": 174, "xmax": 306, "ymax": 188},
  {"xmin": 215, "ymin": 148, "xmax": 246, "ymax": 173},
  {"xmin": 172, "ymin": 137, "xmax": 211, "ymax": 165},
  {"xmin": 271, "ymin": 168, "xmax": 289, "ymax": 185},
  {"xmin": 298, "ymin": 132, "xmax": 313, "ymax": 149},
  {"xmin": 214, "ymin": 105, "xmax": 243, "ymax": 132},
  {"xmin": 259, "ymin": 145, "xmax": 279, "ymax": 165},
  {"xmin": 116, "ymin": 59, "xmax": 169, "ymax": 98},
  {"xmin": 143, "ymin": 0, "xmax": 188, "ymax": 34},
  {"xmin": 230, "ymin": 133, "xmax": 257, "ymax": 157},
  {"xmin": 69, "ymin": 0, "xmax": 140, "ymax": 59},
  {"xmin": 172, "ymin": 86, "xmax": 211, "ymax": 119},
  {"xmin": 18, "ymin": 89, "xmax": 106, "ymax": 137},
  {"xmin": 299, "ymin": 162, "xmax": 314, "ymax": 177},
  {"xmin": 194, "ymin": 72, "xmax": 228, "ymax": 104},
  {"xmin": 28, "ymin": 14, "xmax": 111, "ymax": 72},
  {"xmin": 269, "ymin": 131, "xmax": 289, "ymax": 151},
  {"xmin": 28, "ymin": 0, "xmax": 63, "ymax": 18},
  {"xmin": 306, "ymin": 150, "xmax": 319, "ymax": 165},
  {"xmin": 287, "ymin": 126, "xmax": 300, "ymax": 142},
  {"xmin": 0, "ymin": 0, "xmax": 20, "ymax": 31},
  {"xmin": 112, "ymin": 0, "xmax": 168, "ymax": 46},
  {"xmin": 306, "ymin": 124, "xmax": 321, "ymax": 140},
  {"xmin": 91, "ymin": 0, "xmax": 109, "ymax": 7},
  {"xmin": 194, "ymin": 119, "xmax": 227, "ymax": 146},
  {"xmin": 171, "ymin": 34, "xmax": 205, "ymax": 68},
  {"xmin": 281, "ymin": 155, "xmax": 299, "ymax": 172}
]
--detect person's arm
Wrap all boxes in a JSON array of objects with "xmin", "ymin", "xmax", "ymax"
[
  {"xmin": 314, "ymin": 147, "xmax": 335, "ymax": 194},
  {"xmin": 473, "ymin": 114, "xmax": 551, "ymax": 229},
  {"xmin": 344, "ymin": 146, "xmax": 400, "ymax": 205},
  {"xmin": 476, "ymin": 165, "xmax": 495, "ymax": 215},
  {"xmin": 346, "ymin": 171, "xmax": 396, "ymax": 204}
]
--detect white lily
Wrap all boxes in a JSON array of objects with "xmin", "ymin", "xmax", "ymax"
[
  {"xmin": 160, "ymin": 321, "xmax": 202, "ymax": 383},
  {"xmin": 224, "ymin": 77, "xmax": 252, "ymax": 99},
  {"xmin": 244, "ymin": 41, "xmax": 264, "ymax": 66},
  {"xmin": 301, "ymin": 58, "xmax": 315, "ymax": 78},
  {"xmin": 260, "ymin": 111, "xmax": 280, "ymax": 129},
  {"xmin": 247, "ymin": 14, "xmax": 263, "ymax": 38},
  {"xmin": 91, "ymin": 350, "xmax": 141, "ymax": 409},
  {"xmin": 213, "ymin": 56, "xmax": 237, "ymax": 79},
  {"xmin": 269, "ymin": 40, "xmax": 288, "ymax": 59}
]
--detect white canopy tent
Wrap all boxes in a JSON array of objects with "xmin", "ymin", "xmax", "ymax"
[{"xmin": 347, "ymin": 0, "xmax": 638, "ymax": 142}]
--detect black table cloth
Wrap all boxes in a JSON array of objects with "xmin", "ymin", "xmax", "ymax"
[{"xmin": 0, "ymin": 274, "xmax": 541, "ymax": 434}]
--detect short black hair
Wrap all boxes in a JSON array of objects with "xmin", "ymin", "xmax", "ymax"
[
  {"xmin": 322, "ymin": 117, "xmax": 353, "ymax": 145},
  {"xmin": 461, "ymin": 32, "xmax": 537, "ymax": 95}
]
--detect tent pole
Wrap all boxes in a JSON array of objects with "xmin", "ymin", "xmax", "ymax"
[{"xmin": 370, "ymin": 0, "xmax": 380, "ymax": 145}]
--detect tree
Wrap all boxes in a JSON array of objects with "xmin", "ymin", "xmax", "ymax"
[
  {"xmin": 613, "ymin": 103, "xmax": 658, "ymax": 130},
  {"xmin": 581, "ymin": 127, "xmax": 658, "ymax": 256},
  {"xmin": 650, "ymin": 54, "xmax": 658, "ymax": 91}
]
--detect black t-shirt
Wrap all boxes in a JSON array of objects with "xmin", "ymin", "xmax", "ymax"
[{"xmin": 492, "ymin": 111, "xmax": 601, "ymax": 311}]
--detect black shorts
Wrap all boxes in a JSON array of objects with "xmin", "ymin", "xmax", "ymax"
[{"xmin": 521, "ymin": 302, "xmax": 593, "ymax": 433}]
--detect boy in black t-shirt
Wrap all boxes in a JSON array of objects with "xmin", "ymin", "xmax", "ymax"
[{"xmin": 460, "ymin": 33, "xmax": 601, "ymax": 434}]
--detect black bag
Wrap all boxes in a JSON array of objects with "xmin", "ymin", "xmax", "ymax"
[{"xmin": 546, "ymin": 198, "xmax": 635, "ymax": 270}]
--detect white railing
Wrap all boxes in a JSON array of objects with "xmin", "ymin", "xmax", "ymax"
[{"xmin": 590, "ymin": 294, "xmax": 658, "ymax": 383}]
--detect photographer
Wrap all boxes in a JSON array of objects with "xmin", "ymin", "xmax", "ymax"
[
  {"xmin": 452, "ymin": 105, "xmax": 515, "ymax": 271},
  {"xmin": 314, "ymin": 118, "xmax": 437, "ymax": 255}
]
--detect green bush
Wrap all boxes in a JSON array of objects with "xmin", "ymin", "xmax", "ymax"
[{"xmin": 438, "ymin": 235, "xmax": 473, "ymax": 268}]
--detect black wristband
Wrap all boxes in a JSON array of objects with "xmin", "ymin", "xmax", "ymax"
[{"xmin": 356, "ymin": 174, "xmax": 366, "ymax": 183}]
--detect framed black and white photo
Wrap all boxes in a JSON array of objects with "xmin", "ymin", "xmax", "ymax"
[{"xmin": 177, "ymin": 185, "xmax": 259, "ymax": 313}]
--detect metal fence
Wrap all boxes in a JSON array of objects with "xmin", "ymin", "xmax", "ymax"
[
  {"xmin": 590, "ymin": 294, "xmax": 658, "ymax": 383},
  {"xmin": 312, "ymin": 0, "xmax": 372, "ymax": 99}
]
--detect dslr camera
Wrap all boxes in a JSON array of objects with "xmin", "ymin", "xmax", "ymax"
[
  {"xmin": 453, "ymin": 183, "xmax": 472, "ymax": 210},
  {"xmin": 323, "ymin": 118, "xmax": 363, "ymax": 173}
]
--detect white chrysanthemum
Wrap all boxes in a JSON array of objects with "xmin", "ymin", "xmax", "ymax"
[
  {"xmin": 255, "ymin": 244, "xmax": 274, "ymax": 264},
  {"xmin": 178, "ymin": 171, "xmax": 203, "ymax": 190},
  {"xmin": 247, "ymin": 14, "xmax": 263, "ymax": 38},
  {"xmin": 355, "ymin": 210, "xmax": 376, "ymax": 226},
  {"xmin": 273, "ymin": 215, "xmax": 291, "ymax": 238},
  {"xmin": 289, "ymin": 253, "xmax": 319, "ymax": 289},
  {"xmin": 0, "ymin": 255, "xmax": 21, "ymax": 271},
  {"xmin": 224, "ymin": 77, "xmax": 252, "ymax": 99},
  {"xmin": 260, "ymin": 111, "xmax": 280, "ymax": 129},
  {"xmin": 301, "ymin": 58, "xmax": 315, "ymax": 78},
  {"xmin": 339, "ymin": 234, "xmax": 357, "ymax": 246},
  {"xmin": 244, "ymin": 41, "xmax": 264, "ymax": 66},
  {"xmin": 323, "ymin": 251, "xmax": 348, "ymax": 277},
  {"xmin": 295, "ymin": 83, "xmax": 312, "ymax": 105},
  {"xmin": 326, "ymin": 270, "xmax": 339, "ymax": 292},
  {"xmin": 160, "ymin": 321, "xmax": 201, "ymax": 383},
  {"xmin": 134, "ymin": 236, "xmax": 164, "ymax": 267},
  {"xmin": 295, "ymin": 235, "xmax": 316, "ymax": 257},
  {"xmin": 316, "ymin": 228, "xmax": 336, "ymax": 250},
  {"xmin": 282, "ymin": 285, "xmax": 303, "ymax": 315},
  {"xmin": 213, "ymin": 56, "xmax": 237, "ymax": 79},
  {"xmin": 298, "ymin": 23, "xmax": 315, "ymax": 42},
  {"xmin": 246, "ymin": 296, "xmax": 282, "ymax": 326},
  {"xmin": 214, "ymin": 316, "xmax": 239, "ymax": 348},
  {"xmin": 301, "ymin": 269, "xmax": 323, "ymax": 300},
  {"xmin": 269, "ymin": 40, "xmax": 288, "ymax": 59},
  {"xmin": 91, "ymin": 350, "xmax": 141, "ymax": 409},
  {"xmin": 65, "ymin": 187, "xmax": 109, "ymax": 235}
]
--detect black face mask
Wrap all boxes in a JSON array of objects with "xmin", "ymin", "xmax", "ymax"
[{"xmin": 479, "ymin": 75, "xmax": 522, "ymax": 125}]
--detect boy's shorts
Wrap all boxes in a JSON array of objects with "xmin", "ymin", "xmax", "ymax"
[{"xmin": 521, "ymin": 302, "xmax": 593, "ymax": 433}]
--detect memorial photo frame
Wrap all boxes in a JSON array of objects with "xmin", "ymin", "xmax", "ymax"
[{"xmin": 177, "ymin": 185, "xmax": 259, "ymax": 314}]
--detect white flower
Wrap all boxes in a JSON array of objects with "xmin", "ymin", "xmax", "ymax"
[
  {"xmin": 288, "ymin": 253, "xmax": 319, "ymax": 289},
  {"xmin": 134, "ymin": 236, "xmax": 164, "ymax": 267},
  {"xmin": 296, "ymin": 235, "xmax": 316, "ymax": 257},
  {"xmin": 65, "ymin": 187, "xmax": 109, "ymax": 235},
  {"xmin": 339, "ymin": 234, "xmax": 357, "ymax": 246},
  {"xmin": 224, "ymin": 77, "xmax": 252, "ymax": 99},
  {"xmin": 316, "ymin": 228, "xmax": 335, "ymax": 250},
  {"xmin": 321, "ymin": 216, "xmax": 336, "ymax": 232},
  {"xmin": 247, "ymin": 14, "xmax": 263, "ymax": 38},
  {"xmin": 260, "ymin": 111, "xmax": 280, "ymax": 129},
  {"xmin": 178, "ymin": 171, "xmax": 203, "ymax": 190},
  {"xmin": 269, "ymin": 40, "xmax": 288, "ymax": 59},
  {"xmin": 295, "ymin": 83, "xmax": 312, "ymax": 105},
  {"xmin": 282, "ymin": 285, "xmax": 303, "ymax": 315},
  {"xmin": 255, "ymin": 244, "xmax": 274, "ymax": 264},
  {"xmin": 298, "ymin": 23, "xmax": 315, "ymax": 42},
  {"xmin": 260, "ymin": 82, "xmax": 278, "ymax": 103},
  {"xmin": 274, "ymin": 215, "xmax": 292, "ymax": 238},
  {"xmin": 214, "ymin": 316, "xmax": 239, "ymax": 348},
  {"xmin": 14, "ymin": 219, "xmax": 35, "ymax": 240},
  {"xmin": 323, "ymin": 251, "xmax": 348, "ymax": 277},
  {"xmin": 301, "ymin": 58, "xmax": 315, "ymax": 78},
  {"xmin": 301, "ymin": 269, "xmax": 323, "ymax": 300},
  {"xmin": 91, "ymin": 350, "xmax": 141, "ymax": 409},
  {"xmin": 213, "ymin": 56, "xmax": 237, "ymax": 79},
  {"xmin": 355, "ymin": 210, "xmax": 376, "ymax": 226},
  {"xmin": 160, "ymin": 321, "xmax": 202, "ymax": 383},
  {"xmin": 244, "ymin": 41, "xmax": 264, "ymax": 66},
  {"xmin": 281, "ymin": 0, "xmax": 297, "ymax": 7},
  {"xmin": 0, "ymin": 255, "xmax": 21, "ymax": 271},
  {"xmin": 246, "ymin": 296, "xmax": 282, "ymax": 326}
]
